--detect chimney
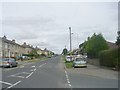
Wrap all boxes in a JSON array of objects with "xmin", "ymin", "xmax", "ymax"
[
  {"xmin": 23, "ymin": 42, "xmax": 26, "ymax": 45},
  {"xmin": 12, "ymin": 39, "xmax": 15, "ymax": 43},
  {"xmin": 3, "ymin": 35, "xmax": 7, "ymax": 39}
]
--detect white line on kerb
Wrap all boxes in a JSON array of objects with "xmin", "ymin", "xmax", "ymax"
[
  {"xmin": 26, "ymin": 72, "xmax": 34, "ymax": 78},
  {"xmin": 0, "ymin": 81, "xmax": 12, "ymax": 85},
  {"xmin": 7, "ymin": 81, "xmax": 21, "ymax": 89}
]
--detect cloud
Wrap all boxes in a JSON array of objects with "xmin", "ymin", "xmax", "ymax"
[{"xmin": 1, "ymin": 2, "xmax": 118, "ymax": 53}]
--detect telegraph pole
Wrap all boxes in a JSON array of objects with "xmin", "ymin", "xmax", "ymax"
[{"xmin": 69, "ymin": 27, "xmax": 72, "ymax": 51}]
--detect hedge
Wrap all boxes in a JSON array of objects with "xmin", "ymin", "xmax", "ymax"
[{"xmin": 99, "ymin": 48, "xmax": 119, "ymax": 68}]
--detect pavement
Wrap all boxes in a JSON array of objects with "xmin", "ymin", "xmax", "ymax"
[
  {"xmin": 66, "ymin": 64, "xmax": 118, "ymax": 88},
  {"xmin": 0, "ymin": 56, "xmax": 118, "ymax": 89}
]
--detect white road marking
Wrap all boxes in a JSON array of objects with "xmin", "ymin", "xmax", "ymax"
[
  {"xmin": 26, "ymin": 72, "xmax": 34, "ymax": 78},
  {"xmin": 30, "ymin": 69, "xmax": 34, "ymax": 71},
  {"xmin": 7, "ymin": 81, "xmax": 21, "ymax": 89},
  {"xmin": 67, "ymin": 78, "xmax": 69, "ymax": 81},
  {"xmin": 64, "ymin": 70, "xmax": 72, "ymax": 87},
  {"xmin": 0, "ymin": 81, "xmax": 12, "ymax": 85},
  {"xmin": 9, "ymin": 75, "xmax": 25, "ymax": 78},
  {"xmin": 66, "ymin": 75, "xmax": 68, "ymax": 79},
  {"xmin": 39, "ymin": 63, "xmax": 46, "ymax": 67},
  {"xmin": 31, "ymin": 66, "xmax": 35, "ymax": 68},
  {"xmin": 30, "ymin": 69, "xmax": 36, "ymax": 71},
  {"xmin": 69, "ymin": 84, "xmax": 71, "ymax": 87},
  {"xmin": 9, "ymin": 72, "xmax": 22, "ymax": 76},
  {"xmin": 8, "ymin": 72, "xmax": 30, "ymax": 77},
  {"xmin": 67, "ymin": 81, "xmax": 70, "ymax": 84},
  {"xmin": 65, "ymin": 70, "xmax": 67, "ymax": 74},
  {"xmin": 22, "ymin": 72, "xmax": 30, "ymax": 74}
]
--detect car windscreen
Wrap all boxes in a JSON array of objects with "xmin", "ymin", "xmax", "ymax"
[
  {"xmin": 9, "ymin": 59, "xmax": 15, "ymax": 62},
  {"xmin": 67, "ymin": 57, "xmax": 71, "ymax": 58},
  {"xmin": 75, "ymin": 58, "xmax": 84, "ymax": 61}
]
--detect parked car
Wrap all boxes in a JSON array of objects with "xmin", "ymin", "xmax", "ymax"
[
  {"xmin": 0, "ymin": 58, "xmax": 18, "ymax": 68},
  {"xmin": 66, "ymin": 56, "xmax": 73, "ymax": 62},
  {"xmin": 73, "ymin": 58, "xmax": 87, "ymax": 68}
]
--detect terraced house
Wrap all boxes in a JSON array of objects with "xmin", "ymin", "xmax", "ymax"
[
  {"xmin": 1, "ymin": 36, "xmax": 25, "ymax": 58},
  {"xmin": 21, "ymin": 42, "xmax": 34, "ymax": 55},
  {"xmin": 0, "ymin": 36, "xmax": 54, "ymax": 59}
]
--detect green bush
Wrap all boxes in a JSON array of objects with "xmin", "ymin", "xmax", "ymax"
[{"xmin": 99, "ymin": 48, "xmax": 119, "ymax": 68}]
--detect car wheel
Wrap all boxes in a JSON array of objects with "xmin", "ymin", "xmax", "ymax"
[
  {"xmin": 9, "ymin": 64, "xmax": 12, "ymax": 68},
  {"xmin": 16, "ymin": 64, "xmax": 18, "ymax": 67}
]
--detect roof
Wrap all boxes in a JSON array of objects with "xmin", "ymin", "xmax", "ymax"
[
  {"xmin": 22, "ymin": 44, "xmax": 34, "ymax": 49},
  {"xmin": 107, "ymin": 41, "xmax": 118, "ymax": 49},
  {"xmin": 1, "ymin": 36, "xmax": 25, "ymax": 48}
]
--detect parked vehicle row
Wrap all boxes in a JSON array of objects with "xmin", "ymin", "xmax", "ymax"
[
  {"xmin": 0, "ymin": 58, "xmax": 18, "ymax": 68},
  {"xmin": 65, "ymin": 55, "xmax": 87, "ymax": 68}
]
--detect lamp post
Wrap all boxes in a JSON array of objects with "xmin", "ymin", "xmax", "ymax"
[
  {"xmin": 69, "ymin": 27, "xmax": 72, "ymax": 51},
  {"xmin": 69, "ymin": 27, "xmax": 74, "ymax": 51}
]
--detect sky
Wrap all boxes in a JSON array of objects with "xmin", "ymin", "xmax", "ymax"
[{"xmin": 0, "ymin": 1, "xmax": 118, "ymax": 54}]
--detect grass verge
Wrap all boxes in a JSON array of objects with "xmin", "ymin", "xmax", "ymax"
[
  {"xmin": 62, "ymin": 55, "xmax": 73, "ymax": 68},
  {"xmin": 65, "ymin": 61, "xmax": 73, "ymax": 68}
]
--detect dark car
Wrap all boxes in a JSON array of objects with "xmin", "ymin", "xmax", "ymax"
[{"xmin": 0, "ymin": 58, "xmax": 18, "ymax": 68}]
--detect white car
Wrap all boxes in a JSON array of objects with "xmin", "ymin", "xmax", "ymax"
[{"xmin": 66, "ymin": 56, "xmax": 73, "ymax": 62}]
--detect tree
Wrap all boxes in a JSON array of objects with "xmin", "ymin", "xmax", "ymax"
[
  {"xmin": 85, "ymin": 33, "xmax": 109, "ymax": 58},
  {"xmin": 29, "ymin": 49, "xmax": 39, "ymax": 58},
  {"xmin": 62, "ymin": 48, "xmax": 68, "ymax": 55},
  {"xmin": 79, "ymin": 43, "xmax": 84, "ymax": 49}
]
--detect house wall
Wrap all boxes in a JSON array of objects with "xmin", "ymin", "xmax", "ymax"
[{"xmin": 2, "ymin": 39, "xmax": 26, "ymax": 58}]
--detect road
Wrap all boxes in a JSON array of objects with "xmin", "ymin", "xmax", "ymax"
[{"xmin": 0, "ymin": 56, "xmax": 118, "ymax": 89}]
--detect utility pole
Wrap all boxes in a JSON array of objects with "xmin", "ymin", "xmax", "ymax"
[{"xmin": 69, "ymin": 27, "xmax": 72, "ymax": 51}]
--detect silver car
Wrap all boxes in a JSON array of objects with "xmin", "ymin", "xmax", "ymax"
[
  {"xmin": 73, "ymin": 58, "xmax": 87, "ymax": 68},
  {"xmin": 0, "ymin": 58, "xmax": 18, "ymax": 68}
]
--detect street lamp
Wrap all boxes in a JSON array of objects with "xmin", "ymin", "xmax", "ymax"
[{"xmin": 69, "ymin": 27, "xmax": 74, "ymax": 51}]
